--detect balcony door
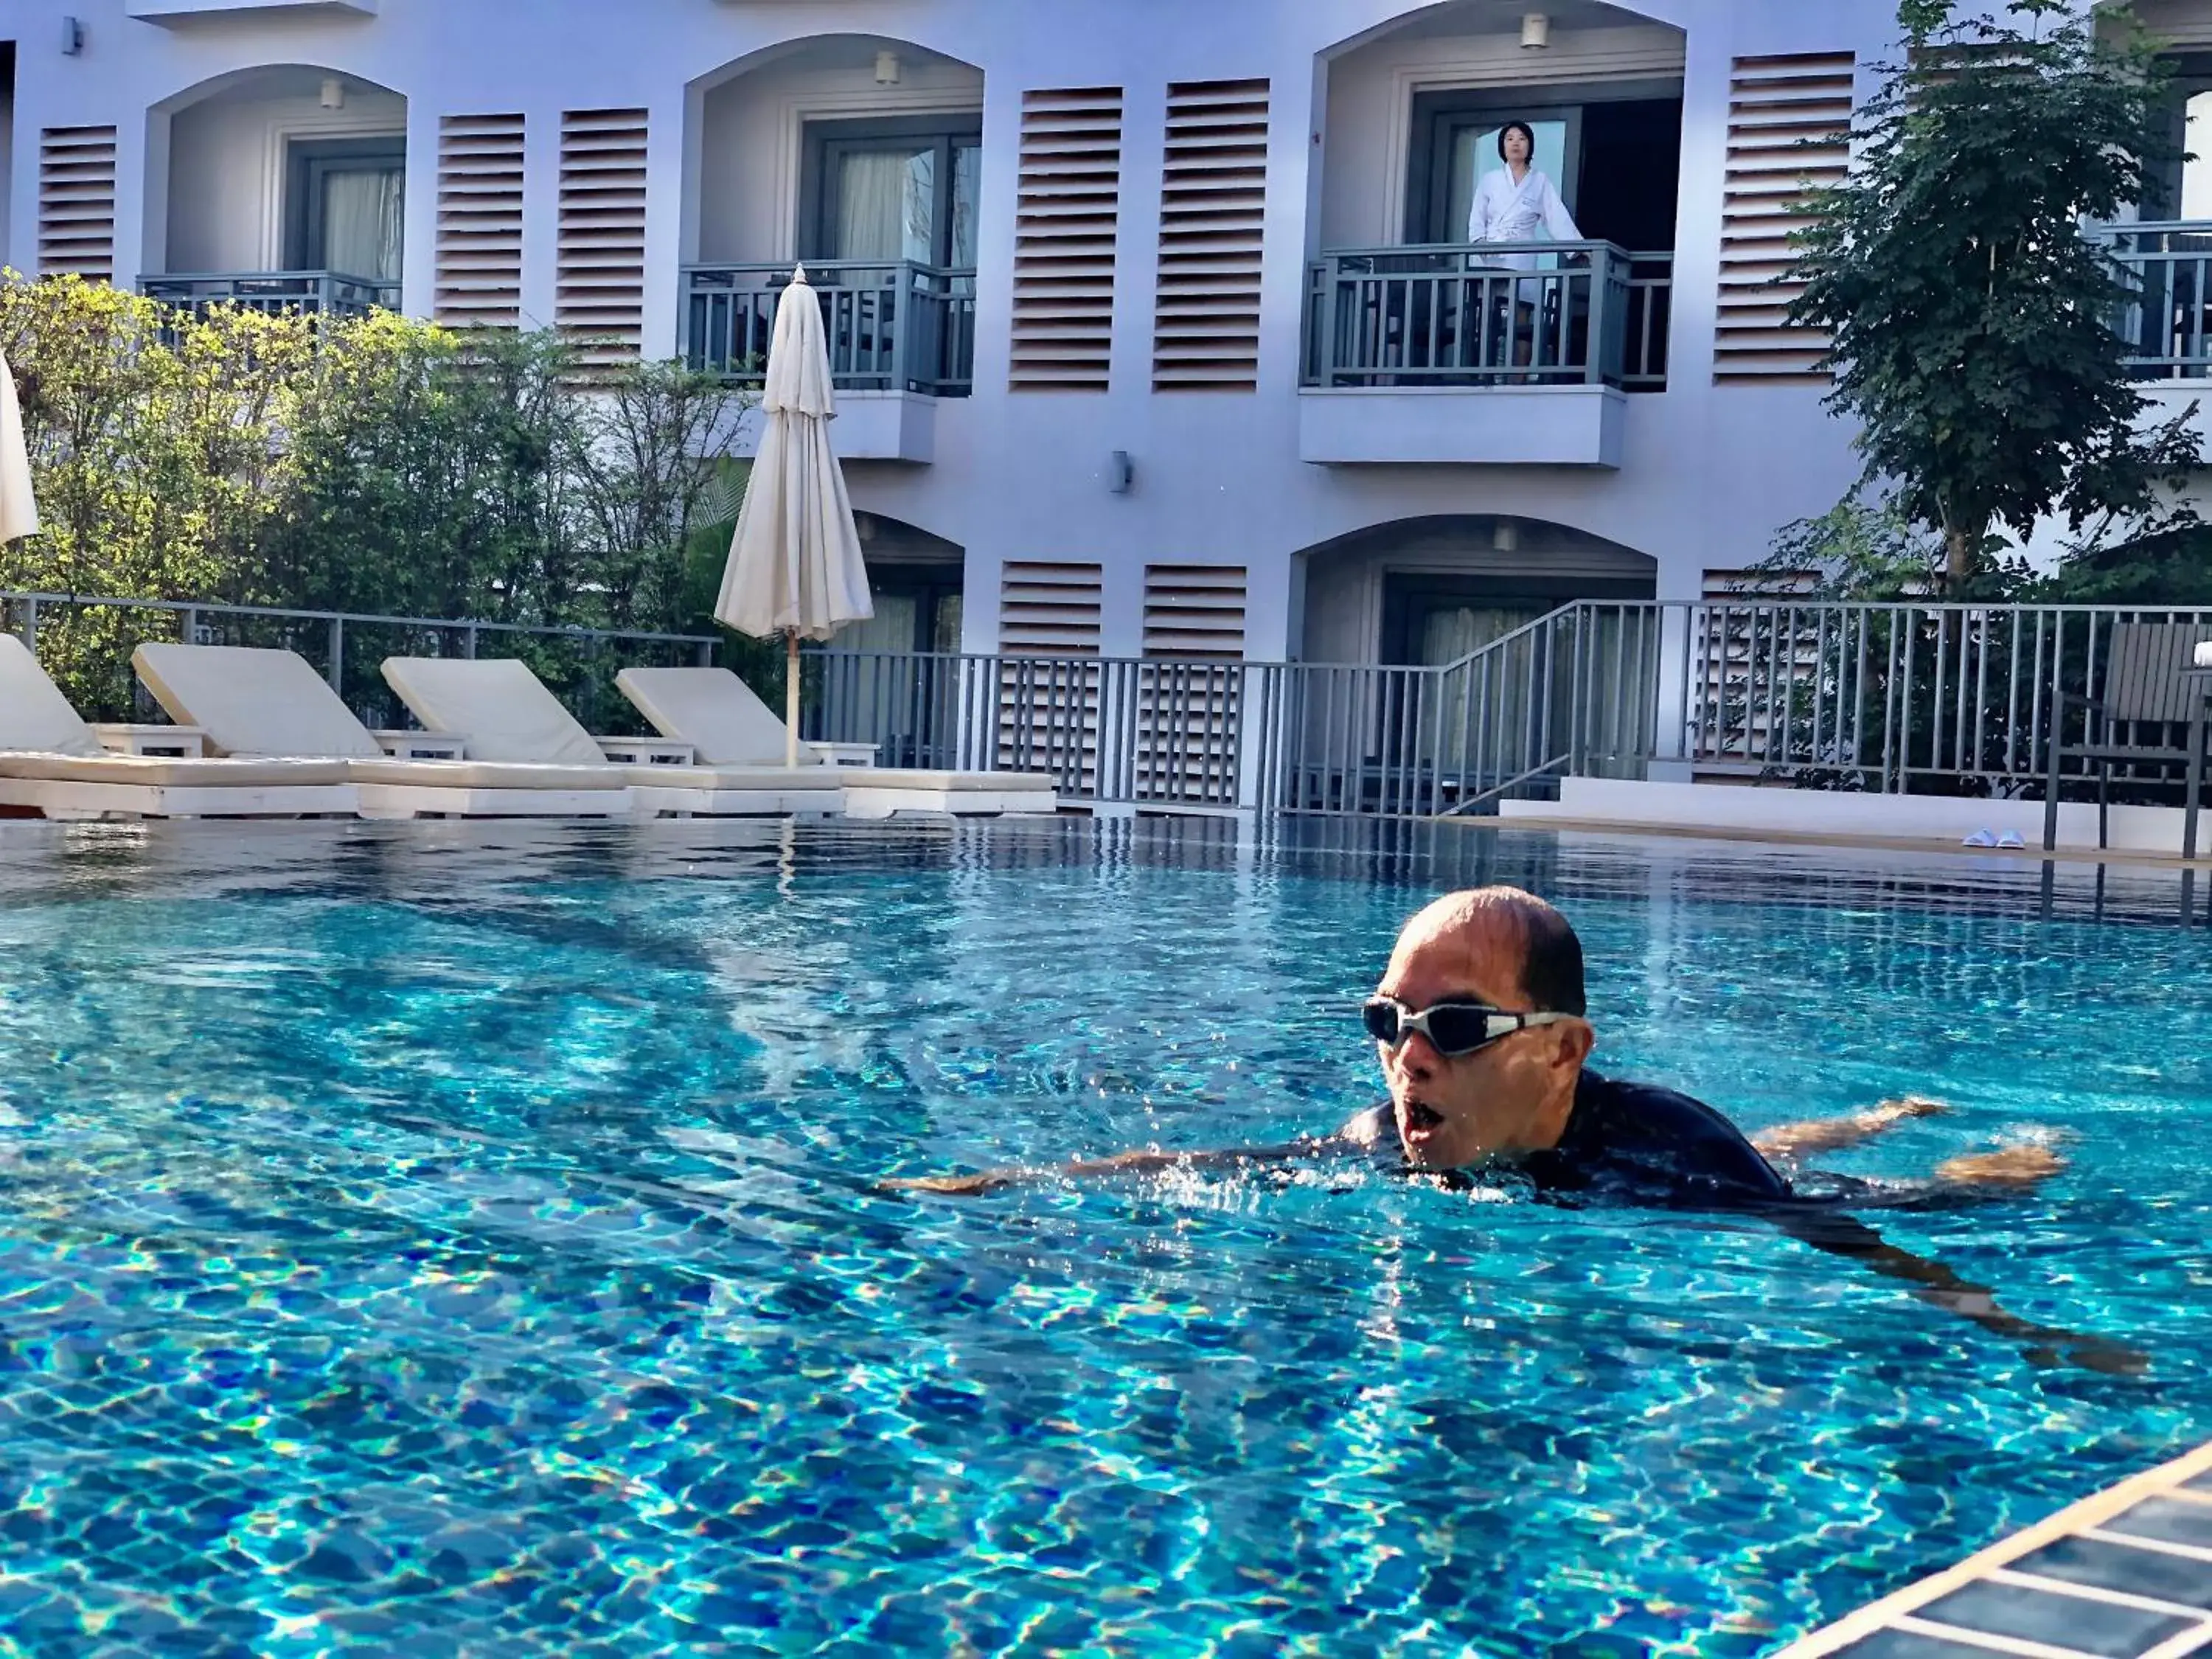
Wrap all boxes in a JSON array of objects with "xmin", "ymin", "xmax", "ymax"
[
  {"xmin": 285, "ymin": 137, "xmax": 405, "ymax": 282},
  {"xmin": 806, "ymin": 116, "xmax": 981, "ymax": 269}
]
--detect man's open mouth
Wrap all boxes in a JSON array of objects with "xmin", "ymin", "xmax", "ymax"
[{"xmin": 1402, "ymin": 1099, "xmax": 1444, "ymax": 1138}]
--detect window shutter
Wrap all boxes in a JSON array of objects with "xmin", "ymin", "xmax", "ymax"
[
  {"xmin": 435, "ymin": 114, "xmax": 526, "ymax": 329},
  {"xmin": 1152, "ymin": 79, "xmax": 1269, "ymax": 393},
  {"xmin": 1011, "ymin": 88, "xmax": 1124, "ymax": 392},
  {"xmin": 38, "ymin": 126, "xmax": 118, "ymax": 281},
  {"xmin": 1714, "ymin": 53, "xmax": 1854, "ymax": 383},
  {"xmin": 1142, "ymin": 563, "xmax": 1246, "ymax": 658},
  {"xmin": 557, "ymin": 108, "xmax": 649, "ymax": 368},
  {"xmin": 1139, "ymin": 563, "xmax": 1246, "ymax": 805},
  {"xmin": 998, "ymin": 560, "xmax": 1103, "ymax": 789}
]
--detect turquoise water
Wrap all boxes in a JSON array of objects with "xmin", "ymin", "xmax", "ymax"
[{"xmin": 0, "ymin": 818, "xmax": 2206, "ymax": 1657}]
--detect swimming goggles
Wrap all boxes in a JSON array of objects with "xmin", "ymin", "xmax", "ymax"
[{"xmin": 1361, "ymin": 996, "xmax": 1571, "ymax": 1057}]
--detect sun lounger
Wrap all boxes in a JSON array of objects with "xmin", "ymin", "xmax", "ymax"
[
  {"xmin": 613, "ymin": 665, "xmax": 1059, "ymax": 818},
  {"xmin": 376, "ymin": 656, "xmax": 844, "ymax": 818},
  {"xmin": 0, "ymin": 635, "xmax": 356, "ymax": 821},
  {"xmin": 131, "ymin": 643, "xmax": 633, "ymax": 820}
]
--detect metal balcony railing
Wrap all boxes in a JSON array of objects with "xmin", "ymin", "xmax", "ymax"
[
  {"xmin": 681, "ymin": 262, "xmax": 975, "ymax": 396},
  {"xmin": 138, "ymin": 271, "xmax": 400, "ymax": 320},
  {"xmin": 2097, "ymin": 220, "xmax": 2212, "ymax": 379},
  {"xmin": 1301, "ymin": 241, "xmax": 1660, "ymax": 390}
]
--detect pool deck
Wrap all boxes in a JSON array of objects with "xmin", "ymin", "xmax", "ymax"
[{"xmin": 1775, "ymin": 1439, "xmax": 2212, "ymax": 1658}]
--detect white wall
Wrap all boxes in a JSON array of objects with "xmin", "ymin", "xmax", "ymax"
[
  {"xmin": 694, "ymin": 47, "xmax": 982, "ymax": 265},
  {"xmin": 161, "ymin": 81, "xmax": 405, "ymax": 273},
  {"xmin": 0, "ymin": 0, "xmax": 1913, "ymax": 669}
]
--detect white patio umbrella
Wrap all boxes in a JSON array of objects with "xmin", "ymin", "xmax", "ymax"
[
  {"xmin": 714, "ymin": 265, "xmax": 872, "ymax": 768},
  {"xmin": 0, "ymin": 349, "xmax": 38, "ymax": 547}
]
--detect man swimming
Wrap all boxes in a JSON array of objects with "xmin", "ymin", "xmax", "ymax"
[{"xmin": 893, "ymin": 886, "xmax": 2140, "ymax": 1371}]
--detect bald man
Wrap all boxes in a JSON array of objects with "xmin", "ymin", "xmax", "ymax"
[
  {"xmin": 897, "ymin": 885, "xmax": 2056, "ymax": 1209},
  {"xmin": 893, "ymin": 887, "xmax": 2139, "ymax": 1370}
]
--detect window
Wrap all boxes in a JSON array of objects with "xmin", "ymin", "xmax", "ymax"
[
  {"xmin": 830, "ymin": 568, "xmax": 964, "ymax": 655},
  {"xmin": 1405, "ymin": 83, "xmax": 1682, "ymax": 251},
  {"xmin": 285, "ymin": 136, "xmax": 405, "ymax": 280},
  {"xmin": 804, "ymin": 116, "xmax": 981, "ymax": 268}
]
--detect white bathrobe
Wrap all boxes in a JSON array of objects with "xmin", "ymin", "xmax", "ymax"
[
  {"xmin": 1466, "ymin": 166, "xmax": 1582, "ymax": 271},
  {"xmin": 0, "ymin": 350, "xmax": 37, "ymax": 549}
]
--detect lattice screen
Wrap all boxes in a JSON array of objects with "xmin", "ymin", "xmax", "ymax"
[
  {"xmin": 1152, "ymin": 80, "xmax": 1269, "ymax": 392},
  {"xmin": 998, "ymin": 560, "xmax": 1104, "ymax": 789},
  {"xmin": 557, "ymin": 108, "xmax": 649, "ymax": 366},
  {"xmin": 1138, "ymin": 563, "xmax": 1248, "ymax": 804},
  {"xmin": 1010, "ymin": 88, "xmax": 1124, "ymax": 392},
  {"xmin": 37, "ymin": 126, "xmax": 117, "ymax": 280},
  {"xmin": 1713, "ymin": 53, "xmax": 1854, "ymax": 383},
  {"xmin": 435, "ymin": 114, "xmax": 526, "ymax": 328}
]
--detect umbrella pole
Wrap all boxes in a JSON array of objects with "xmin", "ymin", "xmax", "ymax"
[{"xmin": 785, "ymin": 630, "xmax": 800, "ymax": 771}]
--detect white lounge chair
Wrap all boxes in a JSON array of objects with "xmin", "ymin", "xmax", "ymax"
[
  {"xmin": 131, "ymin": 643, "xmax": 634, "ymax": 820},
  {"xmin": 613, "ymin": 665, "xmax": 1059, "ymax": 818},
  {"xmin": 376, "ymin": 655, "xmax": 844, "ymax": 818},
  {"xmin": 0, "ymin": 635, "xmax": 356, "ymax": 821}
]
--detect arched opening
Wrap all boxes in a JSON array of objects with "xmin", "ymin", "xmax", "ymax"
[
  {"xmin": 1309, "ymin": 0, "xmax": 1685, "ymax": 391},
  {"xmin": 145, "ymin": 65, "xmax": 408, "ymax": 316},
  {"xmin": 682, "ymin": 36, "xmax": 983, "ymax": 396},
  {"xmin": 827, "ymin": 512, "xmax": 965, "ymax": 656},
  {"xmin": 1296, "ymin": 512, "xmax": 1656, "ymax": 664}
]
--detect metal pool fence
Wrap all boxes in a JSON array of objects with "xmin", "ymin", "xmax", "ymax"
[
  {"xmin": 2, "ymin": 592, "xmax": 718, "ymax": 737},
  {"xmin": 10, "ymin": 592, "xmax": 2208, "ymax": 821}
]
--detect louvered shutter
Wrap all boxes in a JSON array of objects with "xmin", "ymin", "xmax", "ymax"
[
  {"xmin": 1714, "ymin": 53, "xmax": 1854, "ymax": 383},
  {"xmin": 38, "ymin": 126, "xmax": 118, "ymax": 281},
  {"xmin": 998, "ymin": 561, "xmax": 1102, "ymax": 789},
  {"xmin": 436, "ymin": 114, "xmax": 525, "ymax": 329},
  {"xmin": 1010, "ymin": 88, "xmax": 1123, "ymax": 392},
  {"xmin": 1152, "ymin": 80, "xmax": 1268, "ymax": 393},
  {"xmin": 1138, "ymin": 564, "xmax": 1246, "ymax": 804},
  {"xmin": 557, "ymin": 108, "xmax": 648, "ymax": 367}
]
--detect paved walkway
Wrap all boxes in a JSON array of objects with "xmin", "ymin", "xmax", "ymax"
[{"xmin": 1777, "ymin": 1440, "xmax": 2212, "ymax": 1658}]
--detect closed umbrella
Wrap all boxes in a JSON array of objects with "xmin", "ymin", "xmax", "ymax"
[
  {"xmin": 0, "ymin": 349, "xmax": 37, "ymax": 546},
  {"xmin": 714, "ymin": 265, "xmax": 872, "ymax": 768}
]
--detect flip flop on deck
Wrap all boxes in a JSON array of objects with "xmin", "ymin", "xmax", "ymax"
[
  {"xmin": 614, "ymin": 666, "xmax": 1059, "ymax": 819},
  {"xmin": 0, "ymin": 635, "xmax": 356, "ymax": 821},
  {"xmin": 131, "ymin": 643, "xmax": 633, "ymax": 820},
  {"xmin": 376, "ymin": 656, "xmax": 844, "ymax": 818}
]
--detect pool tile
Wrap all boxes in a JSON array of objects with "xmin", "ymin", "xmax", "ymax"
[
  {"xmin": 1830, "ymin": 1630, "xmax": 2026, "ymax": 1658},
  {"xmin": 2103, "ymin": 1498, "xmax": 2212, "ymax": 1552},
  {"xmin": 1919, "ymin": 1579, "xmax": 2201, "ymax": 1658},
  {"xmin": 2009, "ymin": 1535, "xmax": 2212, "ymax": 1611}
]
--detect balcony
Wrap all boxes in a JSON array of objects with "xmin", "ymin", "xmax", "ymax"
[
  {"xmin": 1298, "ymin": 242, "xmax": 1663, "ymax": 467},
  {"xmin": 681, "ymin": 261, "xmax": 973, "ymax": 464},
  {"xmin": 139, "ymin": 271, "xmax": 398, "ymax": 320},
  {"xmin": 128, "ymin": 0, "xmax": 375, "ymax": 19}
]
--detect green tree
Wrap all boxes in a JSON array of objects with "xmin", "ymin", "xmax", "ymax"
[{"xmin": 1788, "ymin": 0, "xmax": 2203, "ymax": 588}]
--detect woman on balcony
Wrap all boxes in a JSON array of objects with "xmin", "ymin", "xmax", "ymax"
[{"xmin": 1467, "ymin": 122, "xmax": 1582, "ymax": 375}]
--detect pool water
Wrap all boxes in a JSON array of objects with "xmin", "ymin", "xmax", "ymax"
[{"xmin": 0, "ymin": 818, "xmax": 2206, "ymax": 1657}]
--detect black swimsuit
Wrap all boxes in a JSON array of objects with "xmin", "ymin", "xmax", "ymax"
[{"xmin": 1352, "ymin": 1069, "xmax": 1798, "ymax": 1210}]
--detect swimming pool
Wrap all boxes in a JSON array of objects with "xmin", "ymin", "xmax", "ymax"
[{"xmin": 0, "ymin": 818, "xmax": 2205, "ymax": 1655}]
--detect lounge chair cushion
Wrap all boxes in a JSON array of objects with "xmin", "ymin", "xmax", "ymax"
[
  {"xmin": 620, "ymin": 765, "xmax": 843, "ymax": 790},
  {"xmin": 133, "ymin": 644, "xmax": 386, "ymax": 760},
  {"xmin": 344, "ymin": 757, "xmax": 628, "ymax": 790},
  {"xmin": 836, "ymin": 768, "xmax": 1054, "ymax": 793},
  {"xmin": 615, "ymin": 666, "xmax": 823, "ymax": 768},
  {"xmin": 0, "ymin": 636, "xmax": 105, "ymax": 757},
  {"xmin": 0, "ymin": 752, "xmax": 349, "ymax": 787},
  {"xmin": 382, "ymin": 657, "xmax": 607, "ymax": 766}
]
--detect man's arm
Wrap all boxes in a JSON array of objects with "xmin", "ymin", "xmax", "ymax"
[
  {"xmin": 1750, "ymin": 1096, "xmax": 1949, "ymax": 1163},
  {"xmin": 883, "ymin": 1109, "xmax": 1389, "ymax": 1197},
  {"xmin": 1772, "ymin": 1206, "xmax": 2147, "ymax": 1375}
]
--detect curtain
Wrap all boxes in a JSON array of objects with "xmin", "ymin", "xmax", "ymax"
[
  {"xmin": 835, "ymin": 149, "xmax": 935, "ymax": 264},
  {"xmin": 950, "ymin": 145, "xmax": 981, "ymax": 268},
  {"xmin": 322, "ymin": 167, "xmax": 404, "ymax": 282}
]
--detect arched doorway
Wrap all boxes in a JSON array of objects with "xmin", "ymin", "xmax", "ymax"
[
  {"xmin": 684, "ymin": 36, "xmax": 983, "ymax": 395},
  {"xmin": 146, "ymin": 66, "xmax": 408, "ymax": 315},
  {"xmin": 1298, "ymin": 512, "xmax": 1656, "ymax": 665}
]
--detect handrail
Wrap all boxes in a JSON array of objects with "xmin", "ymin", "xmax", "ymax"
[{"xmin": 681, "ymin": 260, "xmax": 976, "ymax": 395}]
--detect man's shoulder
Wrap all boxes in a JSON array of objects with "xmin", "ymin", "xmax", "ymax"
[{"xmin": 1568, "ymin": 1071, "xmax": 1792, "ymax": 1203}]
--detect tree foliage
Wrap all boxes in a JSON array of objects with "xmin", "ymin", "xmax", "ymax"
[
  {"xmin": 1788, "ymin": 0, "xmax": 2205, "ymax": 586},
  {"xmin": 0, "ymin": 274, "xmax": 771, "ymax": 714}
]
